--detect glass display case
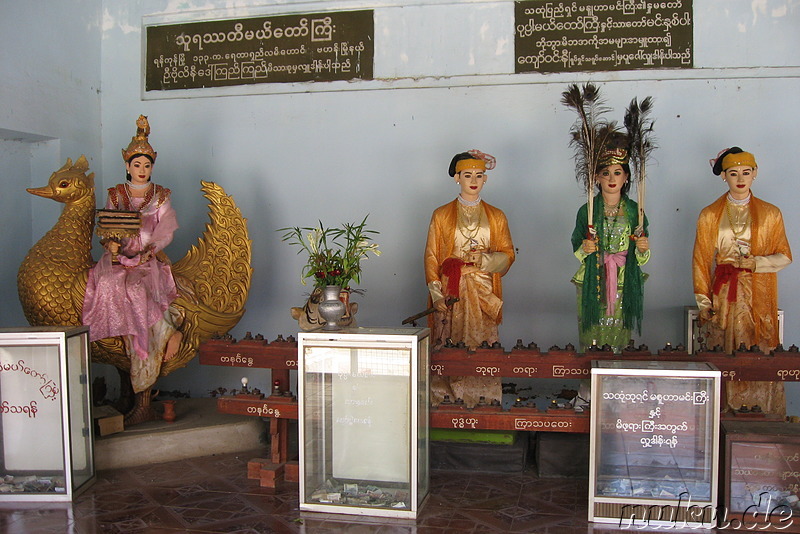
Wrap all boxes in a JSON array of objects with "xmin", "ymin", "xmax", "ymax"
[
  {"xmin": 589, "ymin": 360, "xmax": 721, "ymax": 527},
  {"xmin": 298, "ymin": 327, "xmax": 430, "ymax": 518},
  {"xmin": 721, "ymin": 421, "xmax": 800, "ymax": 529},
  {"xmin": 0, "ymin": 327, "xmax": 94, "ymax": 501}
]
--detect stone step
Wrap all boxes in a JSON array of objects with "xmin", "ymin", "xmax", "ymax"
[{"xmin": 94, "ymin": 398, "xmax": 265, "ymax": 470}]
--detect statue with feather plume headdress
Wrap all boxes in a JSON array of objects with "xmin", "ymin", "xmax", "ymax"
[
  {"xmin": 624, "ymin": 96, "xmax": 656, "ymax": 236},
  {"xmin": 562, "ymin": 83, "xmax": 613, "ymax": 236},
  {"xmin": 565, "ymin": 83, "xmax": 655, "ymax": 353}
]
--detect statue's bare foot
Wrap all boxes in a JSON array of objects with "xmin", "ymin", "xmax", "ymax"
[{"xmin": 163, "ymin": 331, "xmax": 183, "ymax": 362}]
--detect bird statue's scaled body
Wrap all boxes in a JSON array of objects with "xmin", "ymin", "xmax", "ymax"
[{"xmin": 18, "ymin": 156, "xmax": 252, "ymax": 423}]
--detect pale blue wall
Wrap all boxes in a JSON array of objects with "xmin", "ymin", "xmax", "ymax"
[
  {"xmin": 3, "ymin": 0, "xmax": 800, "ymax": 407},
  {"xmin": 0, "ymin": 1, "xmax": 102, "ymax": 326}
]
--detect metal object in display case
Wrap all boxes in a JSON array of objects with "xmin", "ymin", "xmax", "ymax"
[
  {"xmin": 589, "ymin": 360, "xmax": 721, "ymax": 527},
  {"xmin": 298, "ymin": 327, "xmax": 430, "ymax": 518},
  {"xmin": 0, "ymin": 327, "xmax": 95, "ymax": 501}
]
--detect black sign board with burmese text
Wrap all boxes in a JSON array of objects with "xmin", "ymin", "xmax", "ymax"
[
  {"xmin": 515, "ymin": 0, "xmax": 693, "ymax": 73},
  {"xmin": 145, "ymin": 10, "xmax": 374, "ymax": 91}
]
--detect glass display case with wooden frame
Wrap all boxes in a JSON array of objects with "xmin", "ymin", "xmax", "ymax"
[
  {"xmin": 0, "ymin": 327, "xmax": 95, "ymax": 501},
  {"xmin": 720, "ymin": 421, "xmax": 800, "ymax": 531},
  {"xmin": 298, "ymin": 327, "xmax": 430, "ymax": 519},
  {"xmin": 589, "ymin": 361, "xmax": 721, "ymax": 528}
]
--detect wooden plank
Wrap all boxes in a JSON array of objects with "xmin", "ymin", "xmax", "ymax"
[
  {"xmin": 199, "ymin": 338, "xmax": 800, "ymax": 382},
  {"xmin": 430, "ymin": 407, "xmax": 590, "ymax": 433},
  {"xmin": 216, "ymin": 395, "xmax": 298, "ymax": 419},
  {"xmin": 199, "ymin": 338, "xmax": 298, "ymax": 370},
  {"xmin": 432, "ymin": 346, "xmax": 800, "ymax": 382},
  {"xmin": 215, "ymin": 395, "xmax": 591, "ymax": 433}
]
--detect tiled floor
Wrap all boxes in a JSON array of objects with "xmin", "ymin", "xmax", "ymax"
[{"xmin": 0, "ymin": 449, "xmax": 625, "ymax": 534}]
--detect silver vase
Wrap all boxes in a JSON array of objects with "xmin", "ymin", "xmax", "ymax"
[{"xmin": 318, "ymin": 285, "xmax": 346, "ymax": 331}]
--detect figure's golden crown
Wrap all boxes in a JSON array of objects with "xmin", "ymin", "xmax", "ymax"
[
  {"xmin": 121, "ymin": 115, "xmax": 157, "ymax": 162},
  {"xmin": 598, "ymin": 147, "xmax": 629, "ymax": 167}
]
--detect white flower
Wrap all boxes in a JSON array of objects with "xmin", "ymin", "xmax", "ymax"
[
  {"xmin": 356, "ymin": 239, "xmax": 381, "ymax": 256},
  {"xmin": 307, "ymin": 229, "xmax": 321, "ymax": 254},
  {"xmin": 359, "ymin": 241, "xmax": 381, "ymax": 256}
]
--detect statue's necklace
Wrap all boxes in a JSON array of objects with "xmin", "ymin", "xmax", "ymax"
[
  {"xmin": 726, "ymin": 194, "xmax": 750, "ymax": 241},
  {"xmin": 457, "ymin": 194, "xmax": 481, "ymax": 207},
  {"xmin": 124, "ymin": 182, "xmax": 154, "ymax": 210},
  {"xmin": 458, "ymin": 203, "xmax": 482, "ymax": 249},
  {"xmin": 604, "ymin": 205, "xmax": 623, "ymax": 250},
  {"xmin": 604, "ymin": 202, "xmax": 620, "ymax": 217}
]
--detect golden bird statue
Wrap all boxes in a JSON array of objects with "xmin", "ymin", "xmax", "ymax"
[{"xmin": 17, "ymin": 155, "xmax": 252, "ymax": 422}]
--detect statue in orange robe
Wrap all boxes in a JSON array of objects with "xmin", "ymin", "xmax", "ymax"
[
  {"xmin": 424, "ymin": 150, "xmax": 515, "ymax": 406},
  {"xmin": 693, "ymin": 147, "xmax": 791, "ymax": 413}
]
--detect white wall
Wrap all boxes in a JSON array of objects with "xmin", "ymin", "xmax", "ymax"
[
  {"xmin": 0, "ymin": 1, "xmax": 102, "ymax": 326},
  {"xmin": 4, "ymin": 0, "xmax": 800, "ymax": 406}
]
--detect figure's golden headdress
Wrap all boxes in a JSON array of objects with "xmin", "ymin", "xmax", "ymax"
[
  {"xmin": 449, "ymin": 149, "xmax": 496, "ymax": 176},
  {"xmin": 594, "ymin": 125, "xmax": 630, "ymax": 169},
  {"xmin": 598, "ymin": 146, "xmax": 629, "ymax": 167},
  {"xmin": 121, "ymin": 115, "xmax": 157, "ymax": 163},
  {"xmin": 722, "ymin": 152, "xmax": 756, "ymax": 171},
  {"xmin": 710, "ymin": 147, "xmax": 756, "ymax": 175},
  {"xmin": 455, "ymin": 158, "xmax": 486, "ymax": 173}
]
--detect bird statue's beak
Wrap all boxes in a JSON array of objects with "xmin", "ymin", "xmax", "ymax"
[{"xmin": 27, "ymin": 186, "xmax": 54, "ymax": 199}]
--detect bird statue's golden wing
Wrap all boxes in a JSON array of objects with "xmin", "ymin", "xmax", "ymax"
[{"xmin": 162, "ymin": 180, "xmax": 253, "ymax": 375}]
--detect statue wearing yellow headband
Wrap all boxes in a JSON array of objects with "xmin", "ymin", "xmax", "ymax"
[
  {"xmin": 424, "ymin": 150, "xmax": 515, "ymax": 407},
  {"xmin": 693, "ymin": 146, "xmax": 792, "ymax": 414}
]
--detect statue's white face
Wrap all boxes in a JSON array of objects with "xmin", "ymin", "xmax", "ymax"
[
  {"xmin": 126, "ymin": 156, "xmax": 153, "ymax": 186},
  {"xmin": 596, "ymin": 164, "xmax": 628, "ymax": 198},
  {"xmin": 455, "ymin": 168, "xmax": 487, "ymax": 201},
  {"xmin": 722, "ymin": 165, "xmax": 757, "ymax": 200}
]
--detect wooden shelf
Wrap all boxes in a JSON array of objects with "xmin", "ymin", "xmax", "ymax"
[
  {"xmin": 212, "ymin": 395, "xmax": 591, "ymax": 433},
  {"xmin": 201, "ymin": 337, "xmax": 800, "ymax": 382},
  {"xmin": 215, "ymin": 394, "xmax": 298, "ymax": 419},
  {"xmin": 431, "ymin": 406, "xmax": 590, "ymax": 432},
  {"xmin": 200, "ymin": 335, "xmax": 800, "ymax": 471},
  {"xmin": 199, "ymin": 336, "xmax": 298, "ymax": 370}
]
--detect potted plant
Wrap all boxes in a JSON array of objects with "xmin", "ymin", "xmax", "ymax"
[{"xmin": 279, "ymin": 215, "xmax": 380, "ymax": 330}]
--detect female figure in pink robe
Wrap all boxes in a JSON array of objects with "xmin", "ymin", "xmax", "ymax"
[{"xmin": 83, "ymin": 115, "xmax": 182, "ymax": 423}]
